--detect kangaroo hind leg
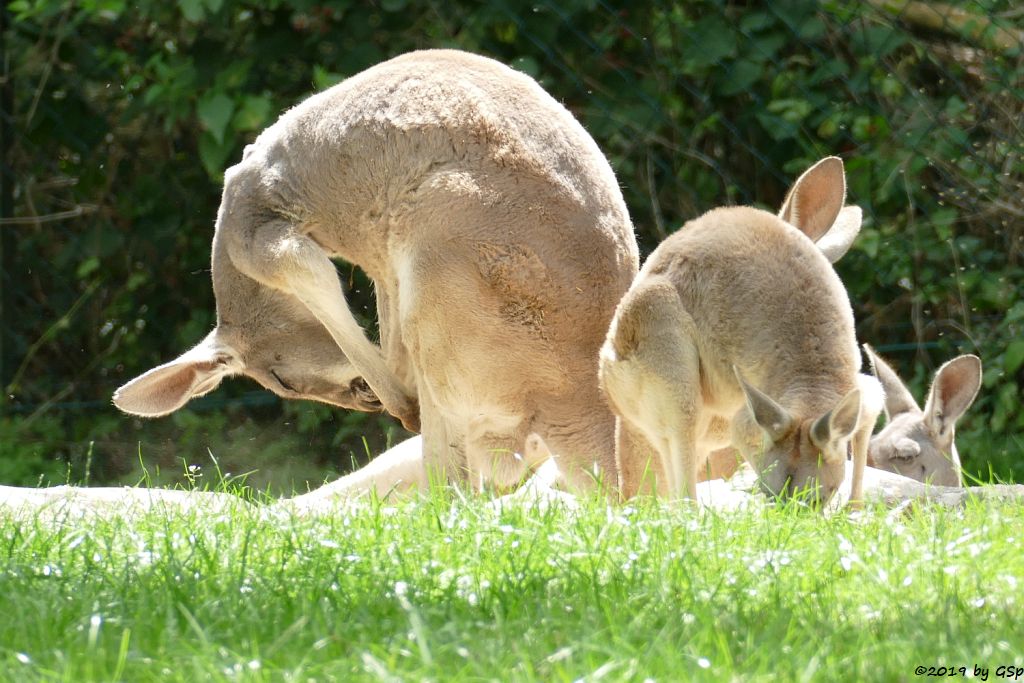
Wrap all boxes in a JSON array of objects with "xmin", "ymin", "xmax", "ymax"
[{"xmin": 600, "ymin": 276, "xmax": 704, "ymax": 500}]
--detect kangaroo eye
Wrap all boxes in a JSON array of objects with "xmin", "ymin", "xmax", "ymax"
[
  {"xmin": 270, "ymin": 369, "xmax": 297, "ymax": 393},
  {"xmin": 891, "ymin": 450, "xmax": 918, "ymax": 463}
]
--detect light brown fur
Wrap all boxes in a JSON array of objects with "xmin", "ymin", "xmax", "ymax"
[
  {"xmin": 600, "ymin": 157, "xmax": 882, "ymax": 505},
  {"xmin": 113, "ymin": 50, "xmax": 638, "ymax": 493},
  {"xmin": 864, "ymin": 344, "xmax": 982, "ymax": 487}
]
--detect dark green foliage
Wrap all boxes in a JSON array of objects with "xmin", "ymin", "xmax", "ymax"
[{"xmin": 2, "ymin": 0, "xmax": 1021, "ymax": 486}]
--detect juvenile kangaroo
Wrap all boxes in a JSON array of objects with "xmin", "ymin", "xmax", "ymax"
[
  {"xmin": 613, "ymin": 158, "xmax": 865, "ymax": 496},
  {"xmin": 600, "ymin": 157, "xmax": 882, "ymax": 505},
  {"xmin": 113, "ymin": 50, "xmax": 639, "ymax": 493},
  {"xmin": 863, "ymin": 344, "xmax": 982, "ymax": 486}
]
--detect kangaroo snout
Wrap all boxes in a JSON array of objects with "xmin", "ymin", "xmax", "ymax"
[
  {"xmin": 339, "ymin": 376, "xmax": 419, "ymax": 432},
  {"xmin": 349, "ymin": 377, "xmax": 382, "ymax": 409},
  {"xmin": 345, "ymin": 376, "xmax": 421, "ymax": 432},
  {"xmin": 759, "ymin": 469, "xmax": 840, "ymax": 508}
]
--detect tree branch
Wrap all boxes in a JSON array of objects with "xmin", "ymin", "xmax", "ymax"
[{"xmin": 866, "ymin": 0, "xmax": 1024, "ymax": 55}]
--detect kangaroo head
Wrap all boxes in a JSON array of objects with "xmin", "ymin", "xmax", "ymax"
[
  {"xmin": 863, "ymin": 344, "xmax": 981, "ymax": 487},
  {"xmin": 733, "ymin": 371, "xmax": 860, "ymax": 506},
  {"xmin": 112, "ymin": 248, "xmax": 380, "ymax": 418},
  {"xmin": 113, "ymin": 153, "xmax": 390, "ymax": 419}
]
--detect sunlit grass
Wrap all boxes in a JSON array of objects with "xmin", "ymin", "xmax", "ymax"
[{"xmin": 1, "ymin": 487, "xmax": 1022, "ymax": 681}]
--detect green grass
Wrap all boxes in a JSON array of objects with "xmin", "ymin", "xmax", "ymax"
[{"xmin": 1, "ymin": 488, "xmax": 1022, "ymax": 681}]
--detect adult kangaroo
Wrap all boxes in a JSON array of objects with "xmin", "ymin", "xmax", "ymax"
[{"xmin": 113, "ymin": 50, "xmax": 639, "ymax": 493}]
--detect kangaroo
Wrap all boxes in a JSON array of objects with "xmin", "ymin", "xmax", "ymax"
[
  {"xmin": 600, "ymin": 156, "xmax": 883, "ymax": 505},
  {"xmin": 112, "ymin": 50, "xmax": 639, "ymax": 493},
  {"xmin": 863, "ymin": 344, "xmax": 982, "ymax": 486},
  {"xmin": 614, "ymin": 159, "xmax": 864, "ymax": 497}
]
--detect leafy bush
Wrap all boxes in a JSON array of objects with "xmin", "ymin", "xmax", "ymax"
[
  {"xmin": 0, "ymin": 416, "xmax": 70, "ymax": 485},
  {"xmin": 2, "ymin": 0, "xmax": 1021, "ymax": 485}
]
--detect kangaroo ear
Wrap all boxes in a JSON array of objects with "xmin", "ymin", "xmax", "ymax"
[
  {"xmin": 112, "ymin": 331, "xmax": 238, "ymax": 417},
  {"xmin": 735, "ymin": 368, "xmax": 793, "ymax": 441},
  {"xmin": 814, "ymin": 205, "xmax": 862, "ymax": 263},
  {"xmin": 809, "ymin": 387, "xmax": 861, "ymax": 460},
  {"xmin": 923, "ymin": 354, "xmax": 982, "ymax": 438},
  {"xmin": 778, "ymin": 156, "xmax": 846, "ymax": 243},
  {"xmin": 863, "ymin": 344, "xmax": 920, "ymax": 420}
]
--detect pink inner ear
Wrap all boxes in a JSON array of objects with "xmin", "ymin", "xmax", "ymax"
[
  {"xmin": 931, "ymin": 355, "xmax": 982, "ymax": 425},
  {"xmin": 162, "ymin": 365, "xmax": 200, "ymax": 401},
  {"xmin": 831, "ymin": 389, "xmax": 861, "ymax": 438},
  {"xmin": 792, "ymin": 176, "xmax": 844, "ymax": 242},
  {"xmin": 780, "ymin": 157, "xmax": 846, "ymax": 242},
  {"xmin": 113, "ymin": 358, "xmax": 227, "ymax": 417}
]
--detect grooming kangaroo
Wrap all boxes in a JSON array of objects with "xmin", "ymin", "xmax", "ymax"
[
  {"xmin": 600, "ymin": 157, "xmax": 882, "ymax": 504},
  {"xmin": 113, "ymin": 50, "xmax": 639, "ymax": 492},
  {"xmin": 863, "ymin": 344, "xmax": 981, "ymax": 486}
]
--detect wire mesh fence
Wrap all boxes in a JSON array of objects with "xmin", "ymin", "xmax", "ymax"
[{"xmin": 2, "ymin": 0, "xmax": 1022, "ymax": 490}]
